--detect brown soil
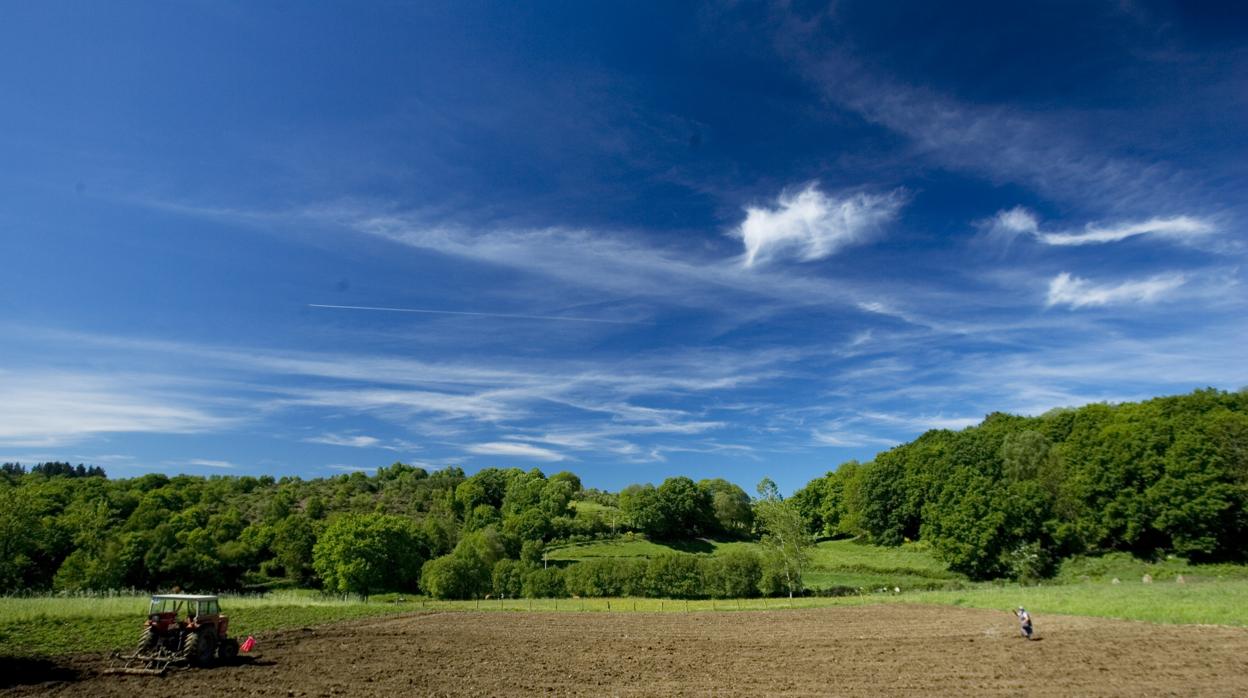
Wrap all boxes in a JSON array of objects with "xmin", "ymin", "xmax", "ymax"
[{"xmin": 8, "ymin": 605, "xmax": 1248, "ymax": 696}]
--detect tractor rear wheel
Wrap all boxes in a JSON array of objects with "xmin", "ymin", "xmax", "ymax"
[
  {"xmin": 180, "ymin": 629, "xmax": 218, "ymax": 665},
  {"xmin": 137, "ymin": 627, "xmax": 158, "ymax": 654},
  {"xmin": 179, "ymin": 631, "xmax": 200, "ymax": 663},
  {"xmin": 197, "ymin": 628, "xmax": 218, "ymax": 665},
  {"xmin": 218, "ymin": 637, "xmax": 239, "ymax": 662}
]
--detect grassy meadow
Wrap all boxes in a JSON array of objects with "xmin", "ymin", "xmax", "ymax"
[
  {"xmin": 547, "ymin": 536, "xmax": 965, "ymax": 591},
  {"xmin": 5, "ymin": 542, "xmax": 1248, "ymax": 658}
]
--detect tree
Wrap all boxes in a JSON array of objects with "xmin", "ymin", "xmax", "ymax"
[
  {"xmin": 753, "ymin": 479, "xmax": 812, "ymax": 598},
  {"xmin": 548, "ymin": 471, "xmax": 583, "ymax": 493},
  {"xmin": 421, "ymin": 554, "xmax": 484, "ymax": 600},
  {"xmin": 271, "ymin": 514, "xmax": 317, "ymax": 585},
  {"xmin": 619, "ymin": 484, "xmax": 663, "ymax": 534},
  {"xmin": 0, "ymin": 485, "xmax": 40, "ymax": 589},
  {"xmin": 419, "ymin": 528, "xmax": 504, "ymax": 599},
  {"xmin": 655, "ymin": 476, "xmax": 714, "ymax": 538},
  {"xmin": 312, "ymin": 514, "xmax": 425, "ymax": 596},
  {"xmin": 698, "ymin": 479, "xmax": 753, "ymax": 535}
]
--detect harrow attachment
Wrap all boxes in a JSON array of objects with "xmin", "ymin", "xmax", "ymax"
[{"xmin": 104, "ymin": 646, "xmax": 185, "ymax": 676}]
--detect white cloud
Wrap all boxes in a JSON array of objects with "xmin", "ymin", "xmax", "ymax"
[
  {"xmin": 1046, "ymin": 272, "xmax": 1187, "ymax": 308},
  {"xmin": 733, "ymin": 185, "xmax": 903, "ymax": 267},
  {"xmin": 184, "ymin": 459, "xmax": 236, "ymax": 469},
  {"xmin": 0, "ymin": 371, "xmax": 233, "ymax": 447},
  {"xmin": 326, "ymin": 464, "xmax": 376, "ymax": 472},
  {"xmin": 1037, "ymin": 216, "xmax": 1214, "ymax": 246},
  {"xmin": 986, "ymin": 206, "xmax": 1040, "ymax": 237},
  {"xmin": 811, "ymin": 429, "xmax": 896, "ymax": 447},
  {"xmin": 466, "ymin": 441, "xmax": 566, "ymax": 462},
  {"xmin": 305, "ymin": 433, "xmax": 382, "ymax": 448},
  {"xmin": 858, "ymin": 411, "xmax": 982, "ymax": 432},
  {"xmin": 985, "ymin": 207, "xmax": 1214, "ymax": 247}
]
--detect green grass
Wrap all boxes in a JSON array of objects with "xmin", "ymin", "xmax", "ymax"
[
  {"xmin": 547, "ymin": 535, "xmax": 964, "ymax": 591},
  {"xmin": 1055, "ymin": 552, "xmax": 1248, "ymax": 584},
  {"xmin": 568, "ymin": 500, "xmax": 619, "ymax": 515},
  {"xmin": 899, "ymin": 578, "xmax": 1248, "ymax": 626},
  {"xmin": 0, "ymin": 592, "xmax": 425, "ymax": 657},
  {"xmin": 545, "ymin": 535, "xmax": 716, "ymax": 560}
]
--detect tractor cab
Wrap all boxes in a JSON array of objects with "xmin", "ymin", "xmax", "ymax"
[{"xmin": 146, "ymin": 594, "xmax": 229, "ymax": 637}]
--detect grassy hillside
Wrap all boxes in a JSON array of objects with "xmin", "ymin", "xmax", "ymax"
[{"xmin": 546, "ymin": 535, "xmax": 966, "ymax": 592}]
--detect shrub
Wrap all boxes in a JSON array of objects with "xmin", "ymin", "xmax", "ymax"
[
  {"xmin": 492, "ymin": 559, "xmax": 526, "ymax": 598},
  {"xmin": 644, "ymin": 553, "xmax": 703, "ymax": 598},
  {"xmin": 420, "ymin": 554, "xmax": 485, "ymax": 599},
  {"xmin": 522, "ymin": 566, "xmax": 566, "ymax": 598},
  {"xmin": 702, "ymin": 548, "xmax": 762, "ymax": 598},
  {"xmin": 563, "ymin": 558, "xmax": 646, "ymax": 597}
]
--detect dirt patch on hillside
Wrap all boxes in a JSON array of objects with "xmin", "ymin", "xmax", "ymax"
[{"xmin": 9, "ymin": 605, "xmax": 1248, "ymax": 696}]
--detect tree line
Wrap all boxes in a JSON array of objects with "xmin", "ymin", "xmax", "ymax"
[
  {"xmin": 0, "ymin": 458, "xmax": 806, "ymax": 598},
  {"xmin": 2, "ymin": 388, "xmax": 1243, "ymax": 596},
  {"xmin": 792, "ymin": 388, "xmax": 1248, "ymax": 579}
]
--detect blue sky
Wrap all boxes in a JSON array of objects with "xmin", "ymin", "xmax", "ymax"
[{"xmin": 2, "ymin": 1, "xmax": 1245, "ymax": 493}]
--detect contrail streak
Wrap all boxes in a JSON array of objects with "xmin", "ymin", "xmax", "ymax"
[{"xmin": 308, "ymin": 303, "xmax": 640, "ymax": 325}]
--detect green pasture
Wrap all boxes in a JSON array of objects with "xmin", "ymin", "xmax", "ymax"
[
  {"xmin": 904, "ymin": 578, "xmax": 1248, "ymax": 626},
  {"xmin": 547, "ymin": 536, "xmax": 965, "ymax": 591}
]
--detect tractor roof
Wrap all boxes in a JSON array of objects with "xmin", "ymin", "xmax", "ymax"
[{"xmin": 151, "ymin": 594, "xmax": 219, "ymax": 601}]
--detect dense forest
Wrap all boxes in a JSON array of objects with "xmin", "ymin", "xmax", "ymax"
[
  {"xmin": 2, "ymin": 389, "xmax": 1245, "ymax": 597},
  {"xmin": 793, "ymin": 388, "xmax": 1248, "ymax": 579}
]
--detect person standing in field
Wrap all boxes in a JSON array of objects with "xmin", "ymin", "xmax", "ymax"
[{"xmin": 1016, "ymin": 607, "xmax": 1034, "ymax": 640}]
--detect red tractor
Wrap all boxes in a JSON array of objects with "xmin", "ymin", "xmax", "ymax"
[{"xmin": 112, "ymin": 594, "xmax": 239, "ymax": 674}]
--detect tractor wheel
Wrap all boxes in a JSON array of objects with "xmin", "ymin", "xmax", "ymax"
[
  {"xmin": 179, "ymin": 631, "xmax": 201, "ymax": 663},
  {"xmin": 197, "ymin": 628, "xmax": 218, "ymax": 666},
  {"xmin": 218, "ymin": 637, "xmax": 239, "ymax": 662},
  {"xmin": 137, "ymin": 627, "xmax": 158, "ymax": 654}
]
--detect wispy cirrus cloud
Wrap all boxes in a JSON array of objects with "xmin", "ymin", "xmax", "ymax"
[
  {"xmin": 986, "ymin": 206, "xmax": 1216, "ymax": 247},
  {"xmin": 305, "ymin": 432, "xmax": 422, "ymax": 452},
  {"xmin": 11, "ymin": 327, "xmax": 785, "ymax": 456},
  {"xmin": 0, "ymin": 370, "xmax": 234, "ymax": 447},
  {"xmin": 182, "ymin": 459, "xmax": 236, "ymax": 469},
  {"xmin": 732, "ymin": 184, "xmax": 904, "ymax": 267},
  {"xmin": 467, "ymin": 441, "xmax": 566, "ymax": 462},
  {"xmin": 1046, "ymin": 272, "xmax": 1187, "ymax": 309},
  {"xmin": 304, "ymin": 433, "xmax": 381, "ymax": 448},
  {"xmin": 307, "ymin": 303, "xmax": 642, "ymax": 325},
  {"xmin": 326, "ymin": 464, "xmax": 376, "ymax": 472},
  {"xmin": 799, "ymin": 58, "xmax": 1196, "ymax": 213}
]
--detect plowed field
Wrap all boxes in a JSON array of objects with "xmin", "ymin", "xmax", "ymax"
[{"xmin": 9, "ymin": 605, "xmax": 1248, "ymax": 696}]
